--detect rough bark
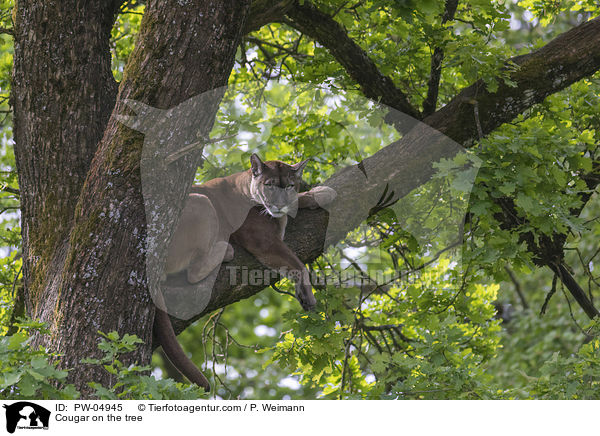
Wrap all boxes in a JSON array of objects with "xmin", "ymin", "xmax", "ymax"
[
  {"xmin": 12, "ymin": 0, "xmax": 122, "ymax": 323},
  {"xmin": 245, "ymin": 0, "xmax": 294, "ymax": 34},
  {"xmin": 13, "ymin": 0, "xmax": 250, "ymax": 394}
]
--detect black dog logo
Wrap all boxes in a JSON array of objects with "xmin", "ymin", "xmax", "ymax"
[{"xmin": 2, "ymin": 402, "xmax": 50, "ymax": 433}]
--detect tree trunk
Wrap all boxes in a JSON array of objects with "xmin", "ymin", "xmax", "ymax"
[
  {"xmin": 13, "ymin": 0, "xmax": 250, "ymax": 395},
  {"xmin": 13, "ymin": 0, "xmax": 121, "ymax": 330}
]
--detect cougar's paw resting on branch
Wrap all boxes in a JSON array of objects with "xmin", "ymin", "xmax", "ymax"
[{"xmin": 298, "ymin": 185, "xmax": 337, "ymax": 209}]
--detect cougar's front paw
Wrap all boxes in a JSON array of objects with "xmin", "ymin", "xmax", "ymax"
[
  {"xmin": 308, "ymin": 185, "xmax": 337, "ymax": 208},
  {"xmin": 295, "ymin": 282, "xmax": 317, "ymax": 311}
]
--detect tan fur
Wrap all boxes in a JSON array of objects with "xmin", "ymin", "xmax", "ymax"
[
  {"xmin": 164, "ymin": 171, "xmax": 255, "ymax": 283},
  {"xmin": 164, "ymin": 154, "xmax": 336, "ymax": 309},
  {"xmin": 158, "ymin": 155, "xmax": 336, "ymax": 388}
]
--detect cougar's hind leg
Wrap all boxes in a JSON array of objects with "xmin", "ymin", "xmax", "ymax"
[
  {"xmin": 223, "ymin": 242, "xmax": 234, "ymax": 262},
  {"xmin": 187, "ymin": 240, "xmax": 231, "ymax": 283},
  {"xmin": 165, "ymin": 193, "xmax": 221, "ymax": 282}
]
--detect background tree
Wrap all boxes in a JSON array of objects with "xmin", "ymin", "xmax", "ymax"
[{"xmin": 1, "ymin": 0, "xmax": 600, "ymax": 399}]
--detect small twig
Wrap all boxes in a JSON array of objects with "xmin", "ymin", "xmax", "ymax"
[
  {"xmin": 331, "ymin": 1, "xmax": 350, "ymax": 18},
  {"xmin": 549, "ymin": 262, "xmax": 599, "ymax": 319},
  {"xmin": 0, "ymin": 206, "xmax": 19, "ymax": 215},
  {"xmin": 270, "ymin": 283, "xmax": 295, "ymax": 298},
  {"xmin": 472, "ymin": 99, "xmax": 484, "ymax": 142},
  {"xmin": 361, "ymin": 323, "xmax": 411, "ymax": 343},
  {"xmin": 165, "ymin": 134, "xmax": 238, "ymax": 164},
  {"xmin": 11, "ymin": 265, "xmax": 22, "ymax": 299},
  {"xmin": 454, "ymin": 17, "xmax": 479, "ymax": 31},
  {"xmin": 340, "ymin": 280, "xmax": 366, "ymax": 398},
  {"xmin": 245, "ymin": 36, "xmax": 309, "ymax": 59},
  {"xmin": 433, "ymin": 258, "xmax": 473, "ymax": 314},
  {"xmin": 504, "ymin": 265, "xmax": 529, "ymax": 309},
  {"xmin": 378, "ymin": 330, "xmax": 393, "ymax": 354},
  {"xmin": 1, "ymin": 185, "xmax": 20, "ymax": 196},
  {"xmin": 210, "ymin": 309, "xmax": 235, "ymax": 398},
  {"xmin": 541, "ymin": 272, "xmax": 557, "ymax": 316},
  {"xmin": 362, "ymin": 329, "xmax": 383, "ymax": 353},
  {"xmin": 201, "ymin": 310, "xmax": 223, "ymax": 395},
  {"xmin": 217, "ymin": 321, "xmax": 261, "ymax": 350},
  {"xmin": 559, "ymin": 278, "xmax": 587, "ymax": 335},
  {"xmin": 339, "ymin": 332, "xmax": 355, "ymax": 398},
  {"xmin": 351, "ymin": 340, "xmax": 373, "ymax": 365}
]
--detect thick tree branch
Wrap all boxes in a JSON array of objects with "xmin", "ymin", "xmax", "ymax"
[
  {"xmin": 550, "ymin": 263, "xmax": 600, "ymax": 319},
  {"xmin": 494, "ymin": 182, "xmax": 600, "ymax": 319},
  {"xmin": 244, "ymin": 0, "xmax": 294, "ymax": 34},
  {"xmin": 422, "ymin": 0, "xmax": 459, "ymax": 116},
  {"xmin": 167, "ymin": 15, "xmax": 600, "ymax": 334},
  {"xmin": 285, "ymin": 1, "xmax": 422, "ymax": 120},
  {"xmin": 425, "ymin": 16, "xmax": 600, "ymax": 144}
]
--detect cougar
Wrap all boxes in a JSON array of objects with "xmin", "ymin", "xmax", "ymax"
[{"xmin": 154, "ymin": 154, "xmax": 336, "ymax": 390}]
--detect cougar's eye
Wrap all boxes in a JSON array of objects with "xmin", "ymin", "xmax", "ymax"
[{"xmin": 286, "ymin": 184, "xmax": 295, "ymax": 190}]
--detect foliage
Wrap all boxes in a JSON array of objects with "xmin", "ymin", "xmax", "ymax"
[
  {"xmin": 265, "ymin": 265, "xmax": 503, "ymax": 399},
  {"xmin": 0, "ymin": 321, "xmax": 207, "ymax": 400},
  {"xmin": 189, "ymin": 0, "xmax": 600, "ymax": 399},
  {"xmin": 0, "ymin": 319, "xmax": 79, "ymax": 399},
  {"xmin": 531, "ymin": 335, "xmax": 600, "ymax": 399},
  {"xmin": 111, "ymin": 1, "xmax": 145, "ymax": 82},
  {"xmin": 83, "ymin": 331, "xmax": 206, "ymax": 400}
]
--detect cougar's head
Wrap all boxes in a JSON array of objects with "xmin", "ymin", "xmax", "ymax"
[{"xmin": 249, "ymin": 153, "xmax": 308, "ymax": 218}]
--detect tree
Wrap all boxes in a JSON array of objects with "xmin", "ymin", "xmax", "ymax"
[
  {"xmin": 12, "ymin": 0, "xmax": 251, "ymax": 394},
  {"xmin": 3, "ymin": 0, "xmax": 600, "ymax": 397}
]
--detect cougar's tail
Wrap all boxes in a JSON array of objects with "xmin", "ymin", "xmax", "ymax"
[{"xmin": 153, "ymin": 307, "xmax": 210, "ymax": 391}]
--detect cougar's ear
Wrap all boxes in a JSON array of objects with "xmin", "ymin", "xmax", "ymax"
[
  {"xmin": 250, "ymin": 153, "xmax": 264, "ymax": 177},
  {"xmin": 292, "ymin": 158, "xmax": 309, "ymax": 175}
]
